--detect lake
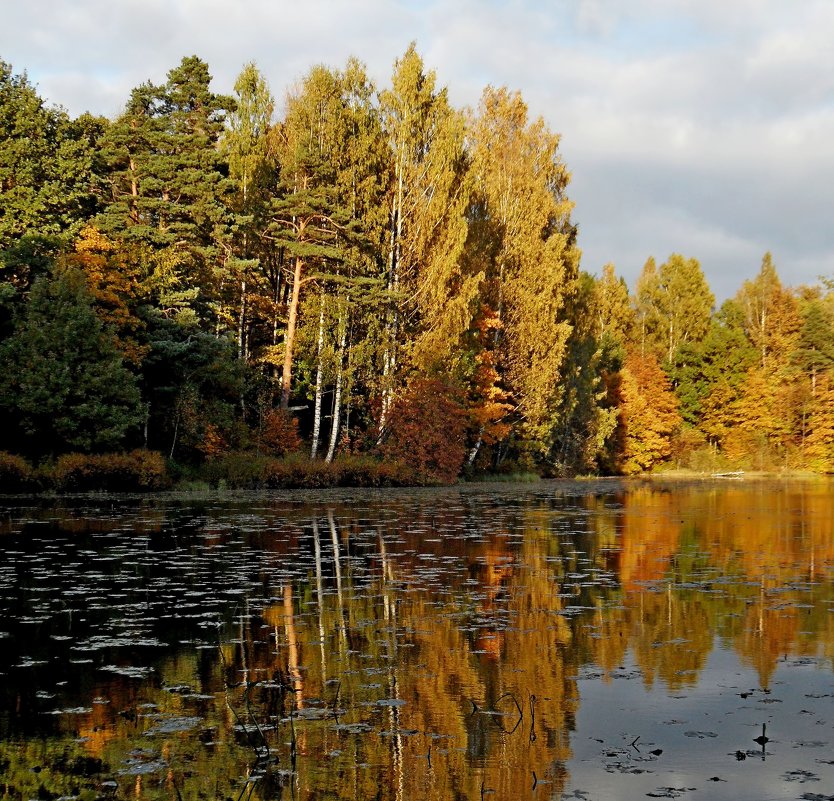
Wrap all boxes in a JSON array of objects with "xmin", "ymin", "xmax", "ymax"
[{"xmin": 1, "ymin": 478, "xmax": 834, "ymax": 800}]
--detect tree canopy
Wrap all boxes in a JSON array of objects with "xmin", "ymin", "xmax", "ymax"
[{"xmin": 0, "ymin": 52, "xmax": 831, "ymax": 481}]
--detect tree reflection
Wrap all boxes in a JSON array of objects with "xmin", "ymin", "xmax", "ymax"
[{"xmin": 2, "ymin": 482, "xmax": 834, "ymax": 799}]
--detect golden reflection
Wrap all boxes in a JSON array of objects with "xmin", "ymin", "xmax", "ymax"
[
  {"xmin": 590, "ymin": 481, "xmax": 834, "ymax": 690},
  {"xmin": 4, "ymin": 482, "xmax": 834, "ymax": 801}
]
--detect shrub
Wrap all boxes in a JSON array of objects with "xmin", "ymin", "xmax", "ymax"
[
  {"xmin": 379, "ymin": 378, "xmax": 468, "ymax": 484},
  {"xmin": 48, "ymin": 450, "xmax": 169, "ymax": 492},
  {"xmin": 257, "ymin": 409, "xmax": 302, "ymax": 456},
  {"xmin": 670, "ymin": 427, "xmax": 709, "ymax": 470},
  {"xmin": 329, "ymin": 454, "xmax": 414, "ymax": 487},
  {"xmin": 193, "ymin": 451, "xmax": 420, "ymax": 490},
  {"xmin": 263, "ymin": 455, "xmax": 338, "ymax": 489},
  {"xmin": 200, "ymin": 451, "xmax": 271, "ymax": 489},
  {"xmin": 0, "ymin": 452, "xmax": 37, "ymax": 492},
  {"xmin": 197, "ymin": 423, "xmax": 228, "ymax": 460}
]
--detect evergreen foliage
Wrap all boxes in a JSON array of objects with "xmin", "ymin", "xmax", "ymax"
[{"xmin": 0, "ymin": 268, "xmax": 142, "ymax": 454}]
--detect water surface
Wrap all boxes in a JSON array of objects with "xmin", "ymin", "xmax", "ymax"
[{"xmin": 1, "ymin": 478, "xmax": 833, "ymax": 800}]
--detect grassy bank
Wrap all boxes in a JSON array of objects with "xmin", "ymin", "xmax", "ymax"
[
  {"xmin": 0, "ymin": 449, "xmax": 456, "ymax": 493},
  {"xmin": 2, "ymin": 449, "xmax": 830, "ymax": 495}
]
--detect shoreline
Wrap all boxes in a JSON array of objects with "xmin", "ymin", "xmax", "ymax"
[{"xmin": 1, "ymin": 470, "xmax": 832, "ymax": 502}]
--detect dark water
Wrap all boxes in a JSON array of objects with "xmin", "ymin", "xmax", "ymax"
[{"xmin": 1, "ymin": 479, "xmax": 834, "ymax": 800}]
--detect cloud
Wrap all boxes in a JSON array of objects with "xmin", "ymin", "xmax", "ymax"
[{"xmin": 3, "ymin": 0, "xmax": 833, "ymax": 298}]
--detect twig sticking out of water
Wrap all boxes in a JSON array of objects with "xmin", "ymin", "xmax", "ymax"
[
  {"xmin": 754, "ymin": 722, "xmax": 769, "ymax": 760},
  {"xmin": 494, "ymin": 691, "xmax": 523, "ymax": 734},
  {"xmin": 289, "ymin": 704, "xmax": 298, "ymax": 771},
  {"xmin": 244, "ymin": 680, "xmax": 270, "ymax": 758},
  {"xmin": 330, "ymin": 680, "xmax": 342, "ymax": 721},
  {"xmin": 753, "ymin": 723, "xmax": 769, "ymax": 746},
  {"xmin": 234, "ymin": 776, "xmax": 259, "ymax": 801},
  {"xmin": 529, "ymin": 693, "xmax": 537, "ymax": 743},
  {"xmin": 217, "ymin": 638, "xmax": 264, "ymax": 759}
]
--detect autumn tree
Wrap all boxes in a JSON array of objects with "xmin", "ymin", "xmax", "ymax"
[
  {"xmin": 736, "ymin": 252, "xmax": 800, "ymax": 370},
  {"xmin": 615, "ymin": 349, "xmax": 681, "ymax": 474},
  {"xmin": 379, "ymin": 378, "xmax": 468, "ymax": 483},
  {"xmin": 804, "ymin": 374, "xmax": 834, "ymax": 472},
  {"xmin": 632, "ymin": 253, "xmax": 713, "ymax": 364},
  {"xmin": 377, "ymin": 44, "xmax": 472, "ymax": 429},
  {"xmin": 593, "ymin": 263, "xmax": 634, "ymax": 346},
  {"xmin": 63, "ymin": 225, "xmax": 148, "ymax": 365},
  {"xmin": 468, "ymin": 85, "xmax": 579, "ymax": 456},
  {"xmin": 719, "ymin": 255, "xmax": 803, "ymax": 465},
  {"xmin": 461, "ymin": 307, "xmax": 512, "ymax": 469}
]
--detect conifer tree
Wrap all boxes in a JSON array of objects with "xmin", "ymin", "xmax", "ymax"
[
  {"xmin": 269, "ymin": 64, "xmax": 361, "ymax": 409},
  {"xmin": 98, "ymin": 56, "xmax": 235, "ymax": 325},
  {"xmin": 794, "ymin": 295, "xmax": 834, "ymax": 397},
  {"xmin": 0, "ymin": 268, "xmax": 142, "ymax": 454},
  {"xmin": 693, "ymin": 300, "xmax": 756, "ymax": 440},
  {"xmin": 552, "ymin": 272, "xmax": 620, "ymax": 473}
]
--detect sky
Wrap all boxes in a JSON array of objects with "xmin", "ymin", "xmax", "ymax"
[{"xmin": 2, "ymin": 0, "xmax": 833, "ymax": 300}]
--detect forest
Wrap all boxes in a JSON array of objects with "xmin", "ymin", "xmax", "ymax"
[{"xmin": 1, "ymin": 48, "xmax": 833, "ymax": 488}]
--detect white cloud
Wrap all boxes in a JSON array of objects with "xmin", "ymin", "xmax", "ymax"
[{"xmin": 2, "ymin": 0, "xmax": 833, "ymax": 298}]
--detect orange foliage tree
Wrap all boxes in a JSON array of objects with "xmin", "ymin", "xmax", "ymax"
[
  {"xmin": 65, "ymin": 225, "xmax": 148, "ymax": 365},
  {"xmin": 615, "ymin": 350, "xmax": 681, "ymax": 474},
  {"xmin": 380, "ymin": 378, "xmax": 468, "ymax": 483},
  {"xmin": 463, "ymin": 308, "xmax": 512, "ymax": 467},
  {"xmin": 804, "ymin": 374, "xmax": 834, "ymax": 472},
  {"xmin": 257, "ymin": 409, "xmax": 302, "ymax": 456}
]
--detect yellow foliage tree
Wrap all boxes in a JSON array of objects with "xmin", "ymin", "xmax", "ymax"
[
  {"xmin": 65, "ymin": 225, "xmax": 148, "ymax": 365},
  {"xmin": 804, "ymin": 373, "xmax": 834, "ymax": 472},
  {"xmin": 616, "ymin": 350, "xmax": 682, "ymax": 474},
  {"xmin": 469, "ymin": 86, "xmax": 579, "ymax": 448}
]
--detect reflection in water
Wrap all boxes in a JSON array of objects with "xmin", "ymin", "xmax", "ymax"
[{"xmin": 1, "ymin": 479, "xmax": 834, "ymax": 800}]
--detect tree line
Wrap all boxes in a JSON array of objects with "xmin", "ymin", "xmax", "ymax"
[{"xmin": 1, "ymin": 49, "xmax": 832, "ymax": 484}]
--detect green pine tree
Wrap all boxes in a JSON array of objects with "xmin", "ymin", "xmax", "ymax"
[{"xmin": 0, "ymin": 268, "xmax": 142, "ymax": 454}]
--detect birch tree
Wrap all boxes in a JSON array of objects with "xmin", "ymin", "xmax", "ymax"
[
  {"xmin": 377, "ymin": 44, "xmax": 472, "ymax": 432},
  {"xmin": 221, "ymin": 63, "xmax": 275, "ymax": 361},
  {"xmin": 469, "ymin": 85, "xmax": 579, "ymax": 452}
]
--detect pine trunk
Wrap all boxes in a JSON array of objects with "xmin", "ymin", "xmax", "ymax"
[{"xmin": 280, "ymin": 256, "xmax": 304, "ymax": 409}]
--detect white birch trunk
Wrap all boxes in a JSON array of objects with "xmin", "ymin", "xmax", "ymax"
[
  {"xmin": 325, "ymin": 308, "xmax": 347, "ymax": 463},
  {"xmin": 310, "ymin": 292, "xmax": 326, "ymax": 459}
]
